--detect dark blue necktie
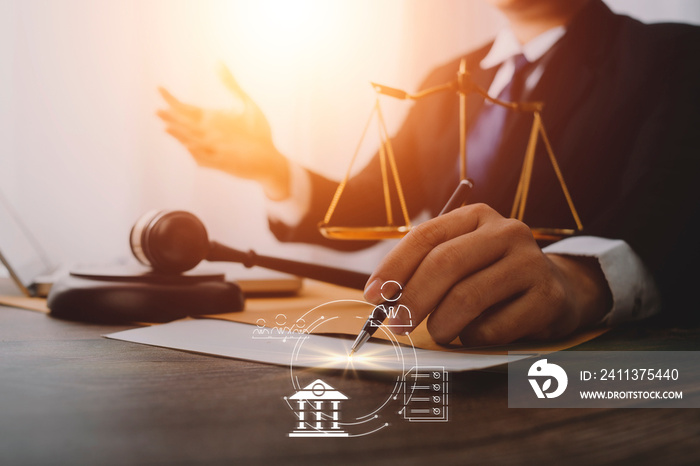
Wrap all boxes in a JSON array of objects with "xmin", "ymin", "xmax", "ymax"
[{"xmin": 465, "ymin": 54, "xmax": 530, "ymax": 186}]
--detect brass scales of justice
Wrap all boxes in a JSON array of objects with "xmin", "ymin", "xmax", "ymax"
[{"xmin": 318, "ymin": 58, "xmax": 583, "ymax": 242}]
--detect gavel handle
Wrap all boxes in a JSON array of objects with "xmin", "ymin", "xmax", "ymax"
[{"xmin": 207, "ymin": 241, "xmax": 370, "ymax": 290}]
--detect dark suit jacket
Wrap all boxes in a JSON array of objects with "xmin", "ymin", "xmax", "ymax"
[{"xmin": 271, "ymin": 0, "xmax": 700, "ymax": 322}]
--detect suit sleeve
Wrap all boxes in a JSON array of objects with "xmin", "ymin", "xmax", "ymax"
[{"xmin": 584, "ymin": 27, "xmax": 700, "ymax": 322}]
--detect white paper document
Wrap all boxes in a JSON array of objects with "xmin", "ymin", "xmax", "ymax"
[{"xmin": 105, "ymin": 319, "xmax": 531, "ymax": 372}]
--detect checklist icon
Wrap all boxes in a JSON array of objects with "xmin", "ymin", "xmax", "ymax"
[{"xmin": 402, "ymin": 366, "xmax": 449, "ymax": 422}]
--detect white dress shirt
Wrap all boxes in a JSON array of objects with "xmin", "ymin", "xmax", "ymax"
[
  {"xmin": 267, "ymin": 27, "xmax": 661, "ymax": 325},
  {"xmin": 481, "ymin": 26, "xmax": 566, "ymax": 99}
]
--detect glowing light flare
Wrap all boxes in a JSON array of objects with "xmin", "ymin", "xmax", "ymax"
[
  {"xmin": 196, "ymin": 1, "xmax": 411, "ymax": 174},
  {"xmin": 296, "ymin": 341, "xmax": 399, "ymax": 372},
  {"xmin": 215, "ymin": 0, "xmax": 345, "ymax": 73},
  {"xmin": 242, "ymin": 0, "xmax": 337, "ymax": 60}
]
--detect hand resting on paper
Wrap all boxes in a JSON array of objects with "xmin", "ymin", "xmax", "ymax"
[
  {"xmin": 157, "ymin": 65, "xmax": 291, "ymax": 201},
  {"xmin": 363, "ymin": 204, "xmax": 613, "ymax": 347}
]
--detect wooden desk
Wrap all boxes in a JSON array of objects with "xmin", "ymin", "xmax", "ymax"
[{"xmin": 1, "ymin": 304, "xmax": 699, "ymax": 464}]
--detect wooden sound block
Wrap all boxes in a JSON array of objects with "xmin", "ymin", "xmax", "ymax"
[
  {"xmin": 69, "ymin": 264, "xmax": 226, "ymax": 284},
  {"xmin": 47, "ymin": 266, "xmax": 244, "ymax": 324}
]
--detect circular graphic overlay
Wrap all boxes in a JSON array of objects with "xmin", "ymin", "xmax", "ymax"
[{"xmin": 287, "ymin": 299, "xmax": 418, "ymax": 436}]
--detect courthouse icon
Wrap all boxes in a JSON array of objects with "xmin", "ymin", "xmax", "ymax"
[{"xmin": 288, "ymin": 379, "xmax": 349, "ymax": 437}]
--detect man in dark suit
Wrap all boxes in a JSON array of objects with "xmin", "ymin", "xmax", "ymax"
[{"xmin": 158, "ymin": 0, "xmax": 700, "ymax": 345}]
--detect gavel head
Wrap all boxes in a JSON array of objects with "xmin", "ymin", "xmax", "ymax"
[{"xmin": 130, "ymin": 210, "xmax": 210, "ymax": 274}]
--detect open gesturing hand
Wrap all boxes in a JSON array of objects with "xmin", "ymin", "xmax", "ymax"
[{"xmin": 157, "ymin": 65, "xmax": 290, "ymax": 200}]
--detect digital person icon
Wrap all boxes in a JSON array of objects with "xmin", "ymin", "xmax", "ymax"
[{"xmin": 369, "ymin": 280, "xmax": 413, "ymax": 330}]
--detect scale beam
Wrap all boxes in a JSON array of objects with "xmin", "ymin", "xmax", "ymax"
[{"xmin": 321, "ymin": 64, "xmax": 582, "ymax": 242}]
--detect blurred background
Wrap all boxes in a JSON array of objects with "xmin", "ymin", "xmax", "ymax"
[{"xmin": 1, "ymin": 0, "xmax": 699, "ymax": 275}]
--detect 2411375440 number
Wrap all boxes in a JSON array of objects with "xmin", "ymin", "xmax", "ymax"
[{"xmin": 598, "ymin": 368, "xmax": 679, "ymax": 381}]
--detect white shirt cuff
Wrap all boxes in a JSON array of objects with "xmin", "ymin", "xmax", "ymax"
[
  {"xmin": 265, "ymin": 161, "xmax": 312, "ymax": 228},
  {"xmin": 542, "ymin": 236, "xmax": 661, "ymax": 325}
]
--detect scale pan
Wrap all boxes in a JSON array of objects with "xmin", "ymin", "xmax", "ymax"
[
  {"xmin": 318, "ymin": 225, "xmax": 412, "ymax": 240},
  {"xmin": 530, "ymin": 227, "xmax": 576, "ymax": 242},
  {"xmin": 319, "ymin": 225, "xmax": 574, "ymax": 242}
]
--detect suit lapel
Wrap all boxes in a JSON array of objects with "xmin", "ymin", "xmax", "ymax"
[{"xmin": 466, "ymin": 65, "xmax": 497, "ymax": 128}]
